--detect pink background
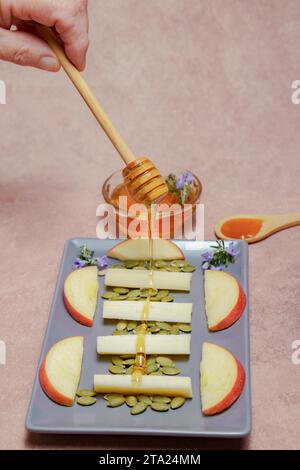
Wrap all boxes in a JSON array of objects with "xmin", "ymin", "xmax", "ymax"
[{"xmin": 0, "ymin": 0, "xmax": 300, "ymax": 450}]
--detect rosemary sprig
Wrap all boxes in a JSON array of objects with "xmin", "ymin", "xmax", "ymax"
[
  {"xmin": 201, "ymin": 240, "xmax": 239, "ymax": 270},
  {"xmin": 73, "ymin": 244, "xmax": 108, "ymax": 270},
  {"xmin": 165, "ymin": 172, "xmax": 193, "ymax": 205}
]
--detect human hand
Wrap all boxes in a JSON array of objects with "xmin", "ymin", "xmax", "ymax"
[{"xmin": 0, "ymin": 0, "xmax": 89, "ymax": 71}]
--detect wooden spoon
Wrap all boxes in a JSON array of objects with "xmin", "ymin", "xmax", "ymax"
[
  {"xmin": 215, "ymin": 212, "xmax": 300, "ymax": 243},
  {"xmin": 36, "ymin": 25, "xmax": 168, "ymax": 205}
]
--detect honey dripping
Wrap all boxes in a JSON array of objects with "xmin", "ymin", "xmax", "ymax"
[{"xmin": 132, "ymin": 209, "xmax": 154, "ymax": 384}]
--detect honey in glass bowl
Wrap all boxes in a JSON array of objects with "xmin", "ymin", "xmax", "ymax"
[{"xmin": 102, "ymin": 168, "xmax": 202, "ymax": 238}]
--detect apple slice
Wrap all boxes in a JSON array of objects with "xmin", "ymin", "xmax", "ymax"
[
  {"xmin": 97, "ymin": 335, "xmax": 191, "ymax": 355},
  {"xmin": 94, "ymin": 375, "xmax": 192, "ymax": 397},
  {"xmin": 105, "ymin": 268, "xmax": 192, "ymax": 291},
  {"xmin": 200, "ymin": 342, "xmax": 245, "ymax": 415},
  {"xmin": 103, "ymin": 301, "xmax": 192, "ymax": 323},
  {"xmin": 107, "ymin": 239, "xmax": 184, "ymax": 260},
  {"xmin": 39, "ymin": 336, "xmax": 84, "ymax": 406},
  {"xmin": 64, "ymin": 266, "xmax": 99, "ymax": 326},
  {"xmin": 204, "ymin": 270, "xmax": 246, "ymax": 331}
]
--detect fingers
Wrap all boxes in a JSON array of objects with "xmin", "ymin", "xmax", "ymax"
[
  {"xmin": 0, "ymin": 0, "xmax": 89, "ymax": 70},
  {"xmin": 0, "ymin": 27, "xmax": 60, "ymax": 71}
]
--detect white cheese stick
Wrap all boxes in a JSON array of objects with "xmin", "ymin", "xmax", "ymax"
[
  {"xmin": 103, "ymin": 301, "xmax": 192, "ymax": 323},
  {"xmin": 94, "ymin": 374, "xmax": 193, "ymax": 398},
  {"xmin": 105, "ymin": 269, "xmax": 192, "ymax": 291},
  {"xmin": 97, "ymin": 335, "xmax": 191, "ymax": 355}
]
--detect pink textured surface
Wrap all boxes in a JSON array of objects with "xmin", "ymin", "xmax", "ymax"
[{"xmin": 0, "ymin": 0, "xmax": 300, "ymax": 450}]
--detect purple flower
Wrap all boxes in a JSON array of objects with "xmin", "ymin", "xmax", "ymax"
[
  {"xmin": 97, "ymin": 255, "xmax": 109, "ymax": 269},
  {"xmin": 176, "ymin": 172, "xmax": 193, "ymax": 190},
  {"xmin": 176, "ymin": 174, "xmax": 185, "ymax": 190},
  {"xmin": 202, "ymin": 251, "xmax": 214, "ymax": 262},
  {"xmin": 202, "ymin": 262, "xmax": 209, "ymax": 270},
  {"xmin": 184, "ymin": 172, "xmax": 193, "ymax": 185},
  {"xmin": 227, "ymin": 242, "xmax": 239, "ymax": 258},
  {"xmin": 73, "ymin": 258, "xmax": 87, "ymax": 269},
  {"xmin": 210, "ymin": 266, "xmax": 223, "ymax": 271}
]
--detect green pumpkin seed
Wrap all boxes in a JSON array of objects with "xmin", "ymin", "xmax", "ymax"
[
  {"xmin": 112, "ymin": 330, "xmax": 128, "ymax": 336},
  {"xmin": 113, "ymin": 287, "xmax": 129, "ymax": 294},
  {"xmin": 154, "ymin": 260, "xmax": 168, "ymax": 268},
  {"xmin": 137, "ymin": 395, "xmax": 152, "ymax": 405},
  {"xmin": 76, "ymin": 389, "xmax": 96, "ymax": 397},
  {"xmin": 147, "ymin": 321, "xmax": 156, "ymax": 327},
  {"xmin": 120, "ymin": 354, "xmax": 135, "ymax": 359},
  {"xmin": 127, "ymin": 289, "xmax": 141, "ymax": 298},
  {"xmin": 126, "ymin": 365, "xmax": 135, "ymax": 375},
  {"xmin": 178, "ymin": 324, "xmax": 192, "ymax": 333},
  {"xmin": 113, "ymin": 295, "xmax": 128, "ymax": 301},
  {"xmin": 161, "ymin": 296, "xmax": 174, "ymax": 302},
  {"xmin": 77, "ymin": 396, "xmax": 96, "ymax": 406},
  {"xmin": 150, "ymin": 371, "xmax": 163, "ymax": 376},
  {"xmin": 111, "ymin": 356, "xmax": 124, "ymax": 366},
  {"xmin": 133, "ymin": 266, "xmax": 146, "ymax": 270},
  {"xmin": 126, "ymin": 296, "xmax": 140, "ymax": 301},
  {"xmin": 157, "ymin": 330, "xmax": 170, "ymax": 335},
  {"xmin": 146, "ymin": 357, "xmax": 156, "ymax": 366},
  {"xmin": 109, "ymin": 365, "xmax": 125, "ymax": 374},
  {"xmin": 152, "ymin": 396, "xmax": 171, "ymax": 404},
  {"xmin": 140, "ymin": 288, "xmax": 158, "ymax": 298},
  {"xmin": 156, "ymin": 356, "xmax": 174, "ymax": 367},
  {"xmin": 156, "ymin": 290, "xmax": 169, "ymax": 299},
  {"xmin": 170, "ymin": 260, "xmax": 189, "ymax": 267},
  {"xmin": 131, "ymin": 401, "xmax": 148, "ymax": 415},
  {"xmin": 104, "ymin": 393, "xmax": 124, "ymax": 401},
  {"xmin": 116, "ymin": 320, "xmax": 127, "ymax": 331},
  {"xmin": 101, "ymin": 291, "xmax": 119, "ymax": 299},
  {"xmin": 124, "ymin": 260, "xmax": 140, "ymax": 268},
  {"xmin": 127, "ymin": 321, "xmax": 138, "ymax": 331},
  {"xmin": 150, "ymin": 326, "xmax": 160, "ymax": 334},
  {"xmin": 170, "ymin": 325, "xmax": 180, "ymax": 335},
  {"xmin": 146, "ymin": 362, "xmax": 159, "ymax": 374},
  {"xmin": 151, "ymin": 402, "xmax": 170, "ymax": 412},
  {"xmin": 182, "ymin": 265, "xmax": 196, "ymax": 272},
  {"xmin": 166, "ymin": 265, "xmax": 181, "ymax": 272},
  {"xmin": 151, "ymin": 297, "xmax": 161, "ymax": 302},
  {"xmin": 156, "ymin": 321, "xmax": 172, "ymax": 331},
  {"xmin": 107, "ymin": 396, "xmax": 126, "ymax": 407},
  {"xmin": 170, "ymin": 397, "xmax": 186, "ymax": 409},
  {"xmin": 161, "ymin": 366, "xmax": 180, "ymax": 375},
  {"xmin": 123, "ymin": 358, "xmax": 135, "ymax": 366},
  {"xmin": 126, "ymin": 396, "xmax": 138, "ymax": 407}
]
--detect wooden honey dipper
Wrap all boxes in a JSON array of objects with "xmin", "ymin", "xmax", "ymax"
[{"xmin": 37, "ymin": 25, "xmax": 168, "ymax": 205}]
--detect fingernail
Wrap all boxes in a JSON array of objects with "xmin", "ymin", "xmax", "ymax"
[{"xmin": 39, "ymin": 56, "xmax": 60, "ymax": 71}]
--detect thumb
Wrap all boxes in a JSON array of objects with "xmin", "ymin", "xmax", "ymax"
[{"xmin": 0, "ymin": 28, "xmax": 60, "ymax": 72}]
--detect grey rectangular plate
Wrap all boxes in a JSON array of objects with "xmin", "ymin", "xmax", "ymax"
[{"xmin": 26, "ymin": 238, "xmax": 251, "ymax": 437}]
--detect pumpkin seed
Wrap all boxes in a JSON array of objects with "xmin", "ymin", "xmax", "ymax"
[
  {"xmin": 178, "ymin": 324, "xmax": 192, "ymax": 333},
  {"xmin": 156, "ymin": 322, "xmax": 172, "ymax": 331},
  {"xmin": 104, "ymin": 393, "xmax": 124, "ymax": 401},
  {"xmin": 140, "ymin": 288, "xmax": 158, "ymax": 298},
  {"xmin": 113, "ymin": 295, "xmax": 128, "ymax": 301},
  {"xmin": 123, "ymin": 358, "xmax": 135, "ymax": 366},
  {"xmin": 150, "ymin": 325, "xmax": 160, "ymax": 334},
  {"xmin": 150, "ymin": 296, "xmax": 161, "ymax": 302},
  {"xmin": 126, "ymin": 365, "xmax": 135, "ymax": 375},
  {"xmin": 161, "ymin": 296, "xmax": 174, "ymax": 302},
  {"xmin": 146, "ymin": 362, "xmax": 159, "ymax": 374},
  {"xmin": 154, "ymin": 260, "xmax": 168, "ymax": 268},
  {"xmin": 124, "ymin": 260, "xmax": 140, "ymax": 268},
  {"xmin": 107, "ymin": 396, "xmax": 126, "ymax": 407},
  {"xmin": 170, "ymin": 325, "xmax": 180, "ymax": 335},
  {"xmin": 147, "ymin": 321, "xmax": 156, "ymax": 327},
  {"xmin": 77, "ymin": 396, "xmax": 96, "ymax": 406},
  {"xmin": 126, "ymin": 396, "xmax": 137, "ymax": 407},
  {"xmin": 171, "ymin": 397, "xmax": 186, "ymax": 409},
  {"xmin": 170, "ymin": 260, "xmax": 189, "ymax": 267},
  {"xmin": 116, "ymin": 320, "xmax": 127, "ymax": 331},
  {"xmin": 111, "ymin": 356, "xmax": 124, "ymax": 366},
  {"xmin": 182, "ymin": 265, "xmax": 196, "ymax": 272},
  {"xmin": 131, "ymin": 401, "xmax": 148, "ymax": 415},
  {"xmin": 151, "ymin": 402, "xmax": 170, "ymax": 412},
  {"xmin": 137, "ymin": 395, "xmax": 152, "ymax": 405},
  {"xmin": 156, "ymin": 356, "xmax": 174, "ymax": 367},
  {"xmin": 113, "ymin": 287, "xmax": 129, "ymax": 294},
  {"xmin": 146, "ymin": 357, "xmax": 156, "ymax": 366},
  {"xmin": 101, "ymin": 291, "xmax": 119, "ymax": 299},
  {"xmin": 126, "ymin": 296, "xmax": 140, "ymax": 301},
  {"xmin": 156, "ymin": 290, "xmax": 169, "ymax": 299},
  {"xmin": 150, "ymin": 371, "xmax": 163, "ymax": 376},
  {"xmin": 157, "ymin": 330, "xmax": 170, "ymax": 335},
  {"xmin": 112, "ymin": 330, "xmax": 127, "ymax": 336},
  {"xmin": 152, "ymin": 396, "xmax": 171, "ymax": 404},
  {"xmin": 161, "ymin": 366, "xmax": 180, "ymax": 375},
  {"xmin": 133, "ymin": 266, "xmax": 146, "ymax": 270},
  {"xmin": 109, "ymin": 365, "xmax": 125, "ymax": 374},
  {"xmin": 166, "ymin": 265, "xmax": 181, "ymax": 272},
  {"xmin": 120, "ymin": 354, "xmax": 135, "ymax": 359},
  {"xmin": 127, "ymin": 321, "xmax": 137, "ymax": 331},
  {"xmin": 76, "ymin": 389, "xmax": 96, "ymax": 397},
  {"xmin": 127, "ymin": 289, "xmax": 141, "ymax": 298}
]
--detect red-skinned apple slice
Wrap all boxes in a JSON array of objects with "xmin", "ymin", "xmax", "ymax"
[
  {"xmin": 39, "ymin": 336, "xmax": 84, "ymax": 406},
  {"xmin": 64, "ymin": 266, "xmax": 99, "ymax": 327},
  {"xmin": 204, "ymin": 270, "xmax": 246, "ymax": 331},
  {"xmin": 107, "ymin": 239, "xmax": 184, "ymax": 261},
  {"xmin": 200, "ymin": 342, "xmax": 245, "ymax": 415}
]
